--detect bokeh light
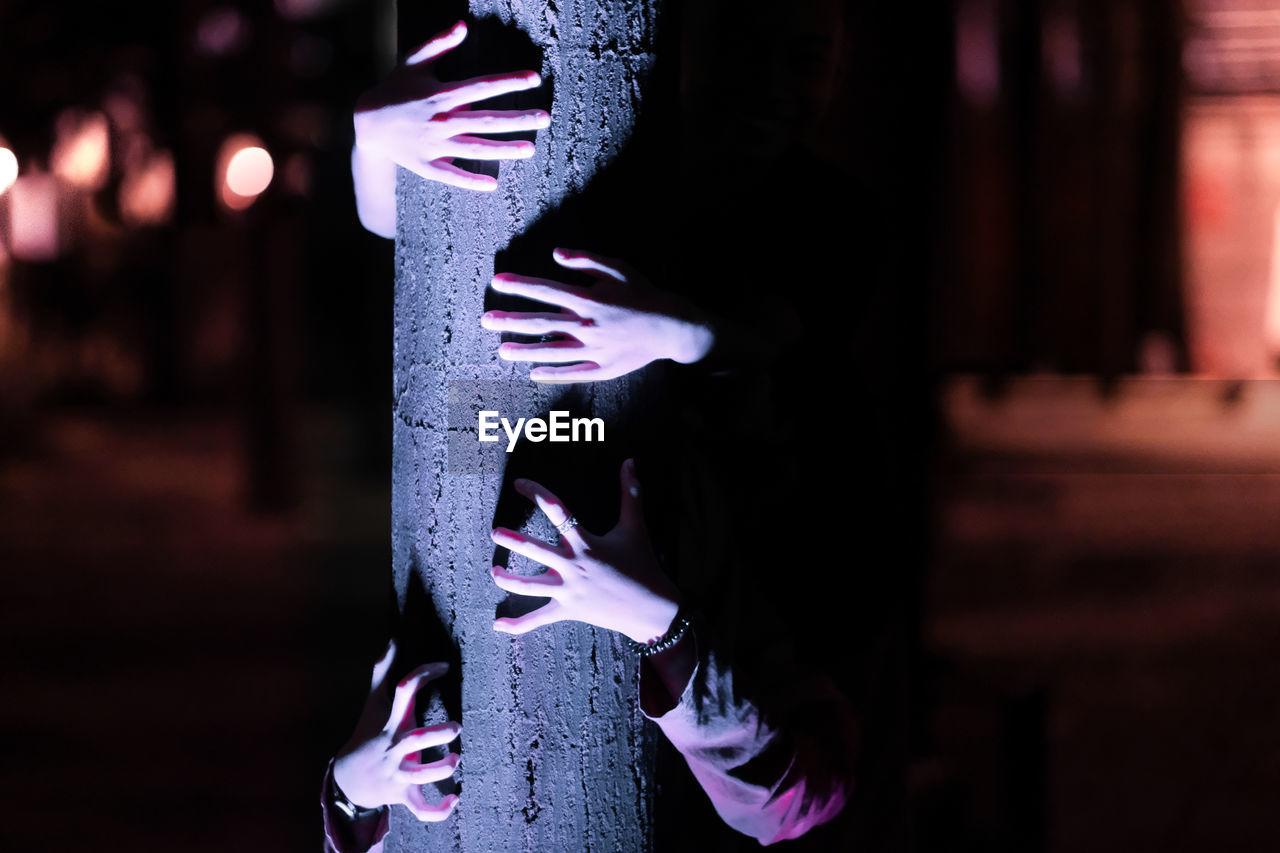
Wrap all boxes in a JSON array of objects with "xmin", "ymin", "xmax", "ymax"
[
  {"xmin": 120, "ymin": 150, "xmax": 176, "ymax": 227},
  {"xmin": 217, "ymin": 135, "xmax": 274, "ymax": 211},
  {"xmin": 0, "ymin": 147, "xmax": 17, "ymax": 196},
  {"xmin": 9, "ymin": 173, "xmax": 59, "ymax": 262},
  {"xmin": 51, "ymin": 110, "xmax": 110, "ymax": 191}
]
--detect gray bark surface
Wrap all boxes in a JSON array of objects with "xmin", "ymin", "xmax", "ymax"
[{"xmin": 390, "ymin": 2, "xmax": 662, "ymax": 850}]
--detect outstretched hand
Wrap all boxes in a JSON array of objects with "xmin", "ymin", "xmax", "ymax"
[
  {"xmin": 490, "ymin": 459, "xmax": 682, "ymax": 644},
  {"xmin": 333, "ymin": 641, "xmax": 462, "ymax": 823},
  {"xmin": 354, "ymin": 20, "xmax": 548, "ymax": 191},
  {"xmin": 484, "ymin": 249, "xmax": 715, "ymax": 382}
]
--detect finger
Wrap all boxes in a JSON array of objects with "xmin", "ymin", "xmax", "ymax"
[
  {"xmin": 494, "ymin": 600, "xmax": 565, "ymax": 635},
  {"xmin": 405, "ymin": 21, "xmax": 467, "ymax": 66},
  {"xmin": 491, "ymin": 565, "xmax": 565, "ymax": 597},
  {"xmin": 530, "ymin": 362, "xmax": 608, "ymax": 383},
  {"xmin": 432, "ymin": 71, "xmax": 542, "ymax": 112},
  {"xmin": 370, "ymin": 638, "xmax": 396, "ymax": 692},
  {"xmin": 440, "ymin": 135, "xmax": 536, "ymax": 161},
  {"xmin": 403, "ymin": 788, "xmax": 460, "ymax": 823},
  {"xmin": 391, "ymin": 722, "xmax": 463, "ymax": 759},
  {"xmin": 511, "ymin": 478, "xmax": 587, "ymax": 549},
  {"xmin": 498, "ymin": 339, "xmax": 589, "ymax": 363},
  {"xmin": 435, "ymin": 109, "xmax": 551, "ymax": 134},
  {"xmin": 552, "ymin": 247, "xmax": 634, "ymax": 283},
  {"xmin": 386, "ymin": 662, "xmax": 448, "ymax": 730},
  {"xmin": 481, "ymin": 310, "xmax": 587, "ymax": 336},
  {"xmin": 395, "ymin": 752, "xmax": 460, "ymax": 785},
  {"xmin": 618, "ymin": 457, "xmax": 645, "ymax": 531},
  {"xmin": 423, "ymin": 159, "xmax": 498, "ymax": 192},
  {"xmin": 490, "ymin": 273, "xmax": 591, "ymax": 312},
  {"xmin": 491, "ymin": 527, "xmax": 571, "ymax": 569}
]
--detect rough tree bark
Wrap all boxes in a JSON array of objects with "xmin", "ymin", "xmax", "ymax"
[{"xmin": 389, "ymin": 1, "xmax": 662, "ymax": 850}]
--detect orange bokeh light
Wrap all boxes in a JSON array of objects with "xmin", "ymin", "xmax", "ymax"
[{"xmin": 51, "ymin": 110, "xmax": 110, "ymax": 191}]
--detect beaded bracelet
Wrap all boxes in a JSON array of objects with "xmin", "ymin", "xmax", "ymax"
[{"xmin": 630, "ymin": 610, "xmax": 692, "ymax": 657}]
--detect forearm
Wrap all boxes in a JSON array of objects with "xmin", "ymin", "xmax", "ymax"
[{"xmin": 639, "ymin": 638, "xmax": 854, "ymax": 845}]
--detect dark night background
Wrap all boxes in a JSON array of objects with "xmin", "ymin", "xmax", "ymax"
[{"xmin": 2, "ymin": 0, "xmax": 1280, "ymax": 850}]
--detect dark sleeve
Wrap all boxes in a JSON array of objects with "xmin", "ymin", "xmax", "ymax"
[
  {"xmin": 639, "ymin": 636, "xmax": 858, "ymax": 846},
  {"xmin": 321, "ymin": 758, "xmax": 390, "ymax": 853}
]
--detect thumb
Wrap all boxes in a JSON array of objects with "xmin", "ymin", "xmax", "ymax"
[
  {"xmin": 405, "ymin": 20, "xmax": 467, "ymax": 66},
  {"xmin": 618, "ymin": 458, "xmax": 645, "ymax": 531},
  {"xmin": 369, "ymin": 638, "xmax": 396, "ymax": 692}
]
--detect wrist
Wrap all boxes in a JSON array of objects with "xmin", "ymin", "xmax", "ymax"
[
  {"xmin": 332, "ymin": 752, "xmax": 382, "ymax": 811},
  {"xmin": 352, "ymin": 110, "xmax": 383, "ymax": 155},
  {"xmin": 670, "ymin": 315, "xmax": 715, "ymax": 365},
  {"xmin": 626, "ymin": 595, "xmax": 682, "ymax": 647}
]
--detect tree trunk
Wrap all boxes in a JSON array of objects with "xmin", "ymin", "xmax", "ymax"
[{"xmin": 389, "ymin": 1, "xmax": 661, "ymax": 850}]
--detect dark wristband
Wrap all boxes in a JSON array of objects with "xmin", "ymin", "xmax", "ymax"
[{"xmin": 629, "ymin": 608, "xmax": 692, "ymax": 657}]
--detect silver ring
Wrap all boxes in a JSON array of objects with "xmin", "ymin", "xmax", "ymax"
[{"xmin": 556, "ymin": 516, "xmax": 580, "ymax": 534}]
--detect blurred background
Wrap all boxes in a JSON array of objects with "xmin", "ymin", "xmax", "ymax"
[{"xmin": 1, "ymin": 0, "xmax": 1279, "ymax": 850}]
